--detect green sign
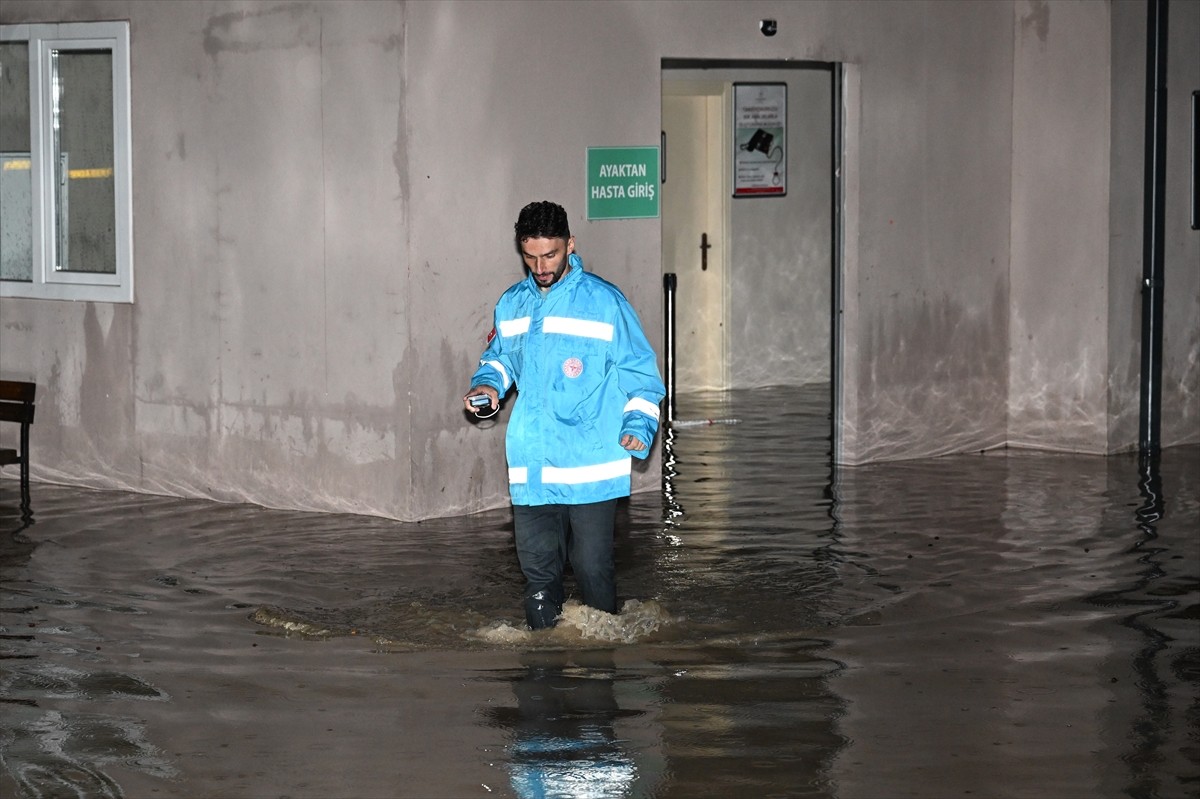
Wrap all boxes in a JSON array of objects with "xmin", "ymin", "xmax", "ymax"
[{"xmin": 586, "ymin": 146, "xmax": 660, "ymax": 220}]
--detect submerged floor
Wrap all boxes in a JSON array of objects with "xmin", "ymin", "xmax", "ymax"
[{"xmin": 1, "ymin": 386, "xmax": 1197, "ymax": 798}]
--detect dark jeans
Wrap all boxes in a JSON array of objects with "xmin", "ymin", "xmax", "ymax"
[{"xmin": 512, "ymin": 499, "xmax": 618, "ymax": 629}]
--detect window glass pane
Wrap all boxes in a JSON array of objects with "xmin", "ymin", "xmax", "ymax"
[
  {"xmin": 52, "ymin": 48, "xmax": 115, "ymax": 274},
  {"xmin": 0, "ymin": 40, "xmax": 33, "ymax": 281}
]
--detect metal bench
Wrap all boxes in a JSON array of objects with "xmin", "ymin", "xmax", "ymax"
[{"xmin": 0, "ymin": 380, "xmax": 36, "ymax": 507}]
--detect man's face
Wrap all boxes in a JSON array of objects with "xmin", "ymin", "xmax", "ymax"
[{"xmin": 520, "ymin": 236, "xmax": 574, "ymax": 288}]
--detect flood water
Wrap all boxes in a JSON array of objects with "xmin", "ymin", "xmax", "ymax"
[{"xmin": 1, "ymin": 386, "xmax": 1197, "ymax": 798}]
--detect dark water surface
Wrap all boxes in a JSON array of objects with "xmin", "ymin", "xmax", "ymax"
[{"xmin": 1, "ymin": 386, "xmax": 1197, "ymax": 798}]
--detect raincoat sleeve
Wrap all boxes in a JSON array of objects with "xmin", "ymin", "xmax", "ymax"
[
  {"xmin": 614, "ymin": 298, "xmax": 666, "ymax": 459},
  {"xmin": 469, "ymin": 304, "xmax": 519, "ymax": 396}
]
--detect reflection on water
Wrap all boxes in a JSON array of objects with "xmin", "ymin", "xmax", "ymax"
[
  {"xmin": 1093, "ymin": 453, "xmax": 1196, "ymax": 799},
  {"xmin": 482, "ymin": 651, "xmax": 644, "ymax": 799},
  {"xmin": 1, "ymin": 512, "xmax": 178, "ymax": 797},
  {"xmin": 0, "ymin": 386, "xmax": 1197, "ymax": 798}
]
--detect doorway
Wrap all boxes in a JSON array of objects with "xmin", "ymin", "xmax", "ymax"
[
  {"xmin": 661, "ymin": 82, "xmax": 729, "ymax": 391},
  {"xmin": 661, "ymin": 59, "xmax": 840, "ymax": 447}
]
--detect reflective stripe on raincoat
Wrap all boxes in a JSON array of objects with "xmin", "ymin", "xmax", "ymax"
[{"xmin": 470, "ymin": 253, "xmax": 665, "ymax": 506}]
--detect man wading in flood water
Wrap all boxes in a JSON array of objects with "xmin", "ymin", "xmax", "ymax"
[{"xmin": 462, "ymin": 201, "xmax": 665, "ymax": 629}]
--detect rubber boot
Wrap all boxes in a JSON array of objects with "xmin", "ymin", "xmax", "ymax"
[{"xmin": 525, "ymin": 590, "xmax": 561, "ymax": 630}]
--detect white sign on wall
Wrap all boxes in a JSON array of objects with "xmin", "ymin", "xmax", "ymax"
[{"xmin": 733, "ymin": 83, "xmax": 786, "ymax": 197}]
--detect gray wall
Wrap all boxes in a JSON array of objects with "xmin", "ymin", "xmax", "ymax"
[
  {"xmin": 838, "ymin": 0, "xmax": 1017, "ymax": 462},
  {"xmin": 1009, "ymin": 0, "xmax": 1113, "ymax": 451},
  {"xmin": 1011, "ymin": 0, "xmax": 1200, "ymax": 454},
  {"xmin": 1, "ymin": 0, "xmax": 1197, "ymax": 519},
  {"xmin": 1161, "ymin": 0, "xmax": 1200, "ymax": 452},
  {"xmin": 1107, "ymin": 0, "xmax": 1200, "ymax": 453}
]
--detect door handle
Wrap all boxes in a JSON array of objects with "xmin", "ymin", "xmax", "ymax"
[{"xmin": 700, "ymin": 232, "xmax": 711, "ymax": 271}]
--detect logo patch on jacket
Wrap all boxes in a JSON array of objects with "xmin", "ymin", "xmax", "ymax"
[{"xmin": 562, "ymin": 357, "xmax": 584, "ymax": 378}]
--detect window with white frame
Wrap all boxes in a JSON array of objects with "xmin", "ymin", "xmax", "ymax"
[{"xmin": 1, "ymin": 21, "xmax": 132, "ymax": 303}]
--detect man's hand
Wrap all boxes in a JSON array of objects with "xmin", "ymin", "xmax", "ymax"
[
  {"xmin": 463, "ymin": 386, "xmax": 498, "ymax": 413},
  {"xmin": 620, "ymin": 434, "xmax": 646, "ymax": 453}
]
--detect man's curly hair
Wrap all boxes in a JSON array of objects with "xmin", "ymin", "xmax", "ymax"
[{"xmin": 515, "ymin": 201, "xmax": 571, "ymax": 244}]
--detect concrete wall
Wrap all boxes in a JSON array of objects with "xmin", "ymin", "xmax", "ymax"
[
  {"xmin": 1009, "ymin": 0, "xmax": 1200, "ymax": 454},
  {"xmin": 1009, "ymin": 0, "xmax": 1113, "ymax": 452},
  {"xmin": 840, "ymin": 0, "xmax": 1015, "ymax": 462},
  {"xmin": 1, "ymin": 0, "xmax": 1197, "ymax": 520},
  {"xmin": 1162, "ymin": 0, "xmax": 1200, "ymax": 450},
  {"xmin": 2, "ymin": 1, "xmax": 413, "ymax": 516},
  {"xmin": 1106, "ymin": 0, "xmax": 1200, "ymax": 453}
]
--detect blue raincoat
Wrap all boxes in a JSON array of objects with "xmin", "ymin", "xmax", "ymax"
[{"xmin": 470, "ymin": 253, "xmax": 665, "ymax": 506}]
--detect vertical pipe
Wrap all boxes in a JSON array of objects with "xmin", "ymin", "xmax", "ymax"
[
  {"xmin": 830, "ymin": 63, "xmax": 844, "ymax": 464},
  {"xmin": 1139, "ymin": 0, "xmax": 1168, "ymax": 456},
  {"xmin": 663, "ymin": 272, "xmax": 678, "ymax": 423}
]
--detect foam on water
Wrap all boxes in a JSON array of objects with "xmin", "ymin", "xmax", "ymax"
[
  {"xmin": 251, "ymin": 598, "xmax": 675, "ymax": 649},
  {"xmin": 562, "ymin": 598, "xmax": 673, "ymax": 642},
  {"xmin": 250, "ymin": 606, "xmax": 336, "ymax": 638},
  {"xmin": 473, "ymin": 599, "xmax": 674, "ymax": 646}
]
